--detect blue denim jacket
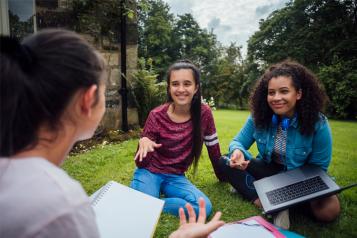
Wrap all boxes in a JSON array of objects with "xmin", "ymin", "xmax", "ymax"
[{"xmin": 229, "ymin": 114, "xmax": 332, "ymax": 171}]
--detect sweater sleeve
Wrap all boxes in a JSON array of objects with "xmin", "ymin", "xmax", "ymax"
[
  {"xmin": 202, "ymin": 106, "xmax": 226, "ymax": 182},
  {"xmin": 135, "ymin": 110, "xmax": 159, "ymax": 167},
  {"xmin": 141, "ymin": 111, "xmax": 159, "ymax": 141}
]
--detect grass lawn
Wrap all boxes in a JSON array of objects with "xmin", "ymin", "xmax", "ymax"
[{"xmin": 63, "ymin": 110, "xmax": 357, "ymax": 238}]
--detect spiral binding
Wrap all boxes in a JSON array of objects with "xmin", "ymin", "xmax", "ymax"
[{"xmin": 91, "ymin": 181, "xmax": 114, "ymax": 207}]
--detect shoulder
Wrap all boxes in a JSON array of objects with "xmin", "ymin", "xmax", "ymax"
[
  {"xmin": 201, "ymin": 103, "xmax": 213, "ymax": 117},
  {"xmin": 314, "ymin": 113, "xmax": 330, "ymax": 130},
  {"xmin": 0, "ymin": 158, "xmax": 92, "ymax": 236},
  {"xmin": 149, "ymin": 103, "xmax": 169, "ymax": 118}
]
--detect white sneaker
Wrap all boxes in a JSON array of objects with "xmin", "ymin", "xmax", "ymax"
[
  {"xmin": 230, "ymin": 186, "xmax": 238, "ymax": 194},
  {"xmin": 273, "ymin": 209, "xmax": 290, "ymax": 230}
]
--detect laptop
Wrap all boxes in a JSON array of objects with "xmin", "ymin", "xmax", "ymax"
[{"xmin": 253, "ymin": 164, "xmax": 357, "ymax": 214}]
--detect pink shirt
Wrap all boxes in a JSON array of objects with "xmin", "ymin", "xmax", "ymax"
[{"xmin": 135, "ymin": 103, "xmax": 224, "ymax": 181}]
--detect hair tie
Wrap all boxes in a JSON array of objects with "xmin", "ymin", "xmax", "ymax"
[{"xmin": 0, "ymin": 36, "xmax": 36, "ymax": 73}]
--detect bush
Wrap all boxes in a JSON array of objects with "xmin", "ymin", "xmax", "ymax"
[
  {"xmin": 318, "ymin": 59, "xmax": 357, "ymax": 119},
  {"xmin": 130, "ymin": 58, "xmax": 167, "ymax": 126}
]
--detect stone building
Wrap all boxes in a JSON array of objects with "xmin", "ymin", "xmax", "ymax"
[{"xmin": 0, "ymin": 0, "xmax": 139, "ymax": 130}]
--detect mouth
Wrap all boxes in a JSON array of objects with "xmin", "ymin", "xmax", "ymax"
[{"xmin": 271, "ymin": 103, "xmax": 285, "ymax": 109}]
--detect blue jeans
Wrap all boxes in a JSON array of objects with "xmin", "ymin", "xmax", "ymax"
[{"xmin": 130, "ymin": 168, "xmax": 212, "ymax": 217}]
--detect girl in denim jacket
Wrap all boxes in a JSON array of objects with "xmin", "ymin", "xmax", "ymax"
[{"xmin": 219, "ymin": 60, "xmax": 340, "ymax": 229}]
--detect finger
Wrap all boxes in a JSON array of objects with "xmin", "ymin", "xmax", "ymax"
[
  {"xmin": 209, "ymin": 211, "xmax": 222, "ymax": 222},
  {"xmin": 185, "ymin": 203, "xmax": 196, "ymax": 223},
  {"xmin": 197, "ymin": 198, "xmax": 206, "ymax": 223},
  {"xmin": 143, "ymin": 148, "xmax": 148, "ymax": 159},
  {"xmin": 205, "ymin": 220, "xmax": 225, "ymax": 234},
  {"xmin": 154, "ymin": 143, "xmax": 162, "ymax": 148},
  {"xmin": 134, "ymin": 151, "xmax": 139, "ymax": 161},
  {"xmin": 178, "ymin": 207, "xmax": 187, "ymax": 226},
  {"xmin": 140, "ymin": 148, "xmax": 145, "ymax": 162}
]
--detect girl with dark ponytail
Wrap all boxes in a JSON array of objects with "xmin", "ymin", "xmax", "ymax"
[{"xmin": 131, "ymin": 60, "xmax": 225, "ymax": 218}]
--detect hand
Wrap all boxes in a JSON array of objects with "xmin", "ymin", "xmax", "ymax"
[
  {"xmin": 169, "ymin": 198, "xmax": 225, "ymax": 238},
  {"xmin": 134, "ymin": 137, "xmax": 162, "ymax": 162},
  {"xmin": 230, "ymin": 149, "xmax": 249, "ymax": 170}
]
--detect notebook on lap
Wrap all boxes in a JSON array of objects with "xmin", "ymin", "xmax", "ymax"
[
  {"xmin": 253, "ymin": 164, "xmax": 357, "ymax": 214},
  {"xmin": 90, "ymin": 181, "xmax": 164, "ymax": 238}
]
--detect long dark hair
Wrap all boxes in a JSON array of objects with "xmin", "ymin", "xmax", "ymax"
[
  {"xmin": 250, "ymin": 60, "xmax": 327, "ymax": 135},
  {"xmin": 166, "ymin": 60, "xmax": 202, "ymax": 172},
  {"xmin": 0, "ymin": 29, "xmax": 105, "ymax": 157}
]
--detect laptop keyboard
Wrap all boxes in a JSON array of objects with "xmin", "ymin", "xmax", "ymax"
[{"xmin": 266, "ymin": 176, "xmax": 329, "ymax": 205}]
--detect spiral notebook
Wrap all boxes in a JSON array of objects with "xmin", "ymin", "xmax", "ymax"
[{"xmin": 90, "ymin": 181, "xmax": 164, "ymax": 238}]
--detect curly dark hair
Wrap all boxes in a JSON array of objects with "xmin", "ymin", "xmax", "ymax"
[{"xmin": 249, "ymin": 60, "xmax": 328, "ymax": 135}]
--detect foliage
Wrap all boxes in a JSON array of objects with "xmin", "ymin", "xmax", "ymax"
[
  {"xmin": 318, "ymin": 59, "xmax": 357, "ymax": 119},
  {"xmin": 247, "ymin": 0, "xmax": 357, "ymax": 119},
  {"xmin": 63, "ymin": 110, "xmax": 357, "ymax": 238},
  {"xmin": 129, "ymin": 58, "xmax": 167, "ymax": 126},
  {"xmin": 137, "ymin": 0, "xmax": 175, "ymax": 80}
]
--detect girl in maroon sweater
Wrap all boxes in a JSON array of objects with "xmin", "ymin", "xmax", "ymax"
[{"xmin": 130, "ymin": 60, "xmax": 225, "ymax": 217}]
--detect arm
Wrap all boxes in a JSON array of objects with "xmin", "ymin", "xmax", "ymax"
[
  {"xmin": 228, "ymin": 115, "xmax": 256, "ymax": 161},
  {"xmin": 308, "ymin": 118, "xmax": 332, "ymax": 171},
  {"xmin": 202, "ymin": 107, "xmax": 225, "ymax": 181},
  {"xmin": 134, "ymin": 111, "xmax": 162, "ymax": 162}
]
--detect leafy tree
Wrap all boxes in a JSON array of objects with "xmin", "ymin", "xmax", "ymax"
[
  {"xmin": 318, "ymin": 59, "xmax": 357, "ymax": 119},
  {"xmin": 137, "ymin": 0, "xmax": 175, "ymax": 79},
  {"xmin": 247, "ymin": 0, "xmax": 357, "ymax": 118}
]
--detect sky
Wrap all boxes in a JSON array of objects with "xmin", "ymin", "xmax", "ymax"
[{"xmin": 162, "ymin": 0, "xmax": 290, "ymax": 56}]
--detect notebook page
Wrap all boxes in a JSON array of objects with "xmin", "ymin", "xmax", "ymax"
[
  {"xmin": 91, "ymin": 181, "xmax": 164, "ymax": 238},
  {"xmin": 210, "ymin": 220, "xmax": 276, "ymax": 238}
]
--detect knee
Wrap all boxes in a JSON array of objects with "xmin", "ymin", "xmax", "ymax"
[{"xmin": 311, "ymin": 196, "xmax": 340, "ymax": 222}]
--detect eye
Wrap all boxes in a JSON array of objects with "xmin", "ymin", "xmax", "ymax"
[
  {"xmin": 268, "ymin": 91, "xmax": 275, "ymax": 96},
  {"xmin": 171, "ymin": 81, "xmax": 179, "ymax": 86},
  {"xmin": 281, "ymin": 89, "xmax": 289, "ymax": 94},
  {"xmin": 184, "ymin": 81, "xmax": 193, "ymax": 86}
]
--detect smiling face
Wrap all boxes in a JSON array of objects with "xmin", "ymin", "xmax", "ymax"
[
  {"xmin": 267, "ymin": 76, "xmax": 302, "ymax": 118},
  {"xmin": 168, "ymin": 69, "xmax": 198, "ymax": 108}
]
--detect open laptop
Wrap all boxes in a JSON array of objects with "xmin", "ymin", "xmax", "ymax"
[{"xmin": 253, "ymin": 164, "xmax": 357, "ymax": 214}]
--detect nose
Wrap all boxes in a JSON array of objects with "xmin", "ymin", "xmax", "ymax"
[
  {"xmin": 272, "ymin": 92, "xmax": 282, "ymax": 100},
  {"xmin": 177, "ymin": 84, "xmax": 185, "ymax": 92}
]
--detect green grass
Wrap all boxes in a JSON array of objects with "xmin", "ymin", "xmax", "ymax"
[{"xmin": 63, "ymin": 110, "xmax": 357, "ymax": 238}]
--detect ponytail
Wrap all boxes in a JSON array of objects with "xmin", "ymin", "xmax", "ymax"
[{"xmin": 0, "ymin": 29, "xmax": 105, "ymax": 157}]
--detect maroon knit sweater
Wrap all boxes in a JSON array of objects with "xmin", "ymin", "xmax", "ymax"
[{"xmin": 135, "ymin": 103, "xmax": 225, "ymax": 181}]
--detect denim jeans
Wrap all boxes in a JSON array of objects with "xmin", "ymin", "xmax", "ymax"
[{"xmin": 130, "ymin": 168, "xmax": 212, "ymax": 217}]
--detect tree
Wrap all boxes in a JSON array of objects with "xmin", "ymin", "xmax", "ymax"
[
  {"xmin": 247, "ymin": 0, "xmax": 357, "ymax": 118},
  {"xmin": 137, "ymin": 0, "xmax": 175, "ymax": 79}
]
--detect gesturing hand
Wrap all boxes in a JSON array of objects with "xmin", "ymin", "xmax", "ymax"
[
  {"xmin": 230, "ymin": 149, "xmax": 250, "ymax": 170},
  {"xmin": 169, "ymin": 198, "xmax": 225, "ymax": 238},
  {"xmin": 134, "ymin": 137, "xmax": 162, "ymax": 162}
]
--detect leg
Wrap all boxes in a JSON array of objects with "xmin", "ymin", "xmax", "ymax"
[
  {"xmin": 161, "ymin": 174, "xmax": 212, "ymax": 218},
  {"xmin": 218, "ymin": 158, "xmax": 283, "ymax": 203},
  {"xmin": 310, "ymin": 195, "xmax": 340, "ymax": 222},
  {"xmin": 130, "ymin": 168, "xmax": 162, "ymax": 198}
]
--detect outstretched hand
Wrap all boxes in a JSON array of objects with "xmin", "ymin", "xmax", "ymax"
[
  {"xmin": 134, "ymin": 137, "xmax": 162, "ymax": 162},
  {"xmin": 169, "ymin": 198, "xmax": 225, "ymax": 238}
]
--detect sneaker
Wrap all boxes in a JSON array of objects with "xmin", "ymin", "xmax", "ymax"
[
  {"xmin": 273, "ymin": 209, "xmax": 290, "ymax": 230},
  {"xmin": 230, "ymin": 186, "xmax": 238, "ymax": 194}
]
